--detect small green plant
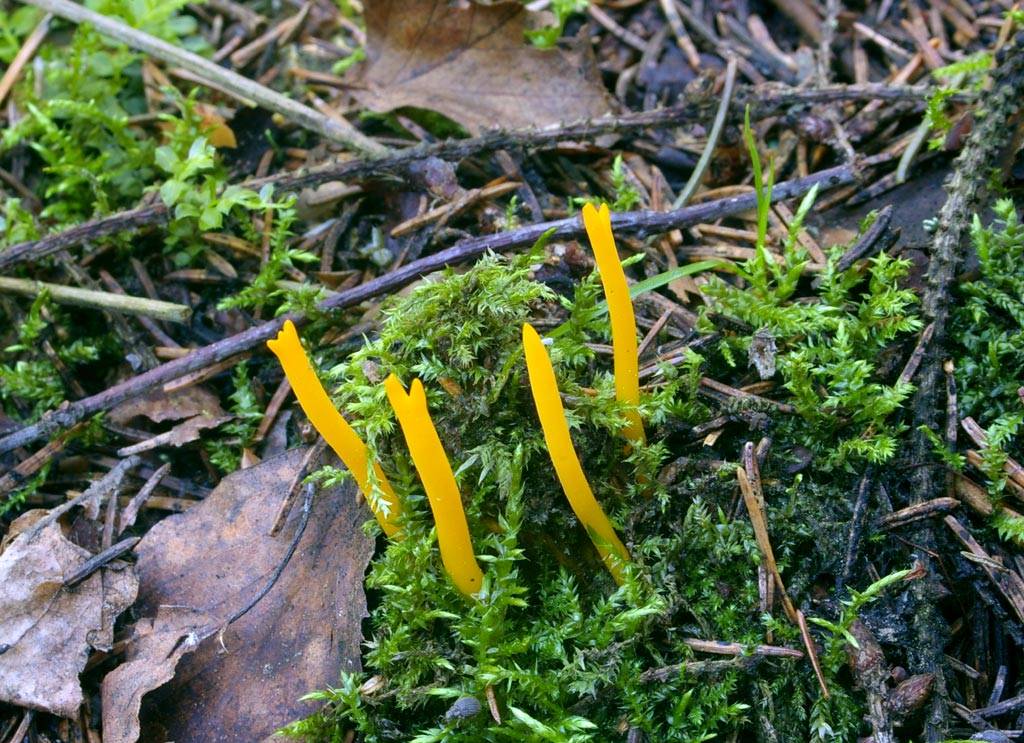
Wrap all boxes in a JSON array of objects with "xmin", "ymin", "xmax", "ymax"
[
  {"xmin": 0, "ymin": 6, "xmax": 42, "ymax": 63},
  {"xmin": 938, "ymin": 199, "xmax": 1024, "ymax": 545},
  {"xmin": 700, "ymin": 114, "xmax": 922, "ymax": 468},
  {"xmin": 809, "ymin": 569, "xmax": 912, "ymax": 666},
  {"xmin": 215, "ymin": 201, "xmax": 322, "ymax": 315},
  {"xmin": 206, "ymin": 361, "xmax": 264, "ymax": 473},
  {"xmin": 0, "ymin": 198, "xmax": 40, "ymax": 244},
  {"xmin": 806, "ymin": 569, "xmax": 912, "ymax": 741},
  {"xmin": 0, "ymin": 292, "xmax": 102, "ymax": 421},
  {"xmin": 0, "ymin": 464, "xmax": 50, "ymax": 519},
  {"xmin": 155, "ymin": 136, "xmax": 286, "ymax": 249},
  {"xmin": 525, "ymin": 0, "xmax": 589, "ymax": 48},
  {"xmin": 332, "ymin": 46, "xmax": 366, "ymax": 75},
  {"xmin": 923, "ymin": 52, "xmax": 992, "ymax": 149},
  {"xmin": 952, "ymin": 199, "xmax": 1024, "ymax": 422},
  {"xmin": 0, "ymin": 1, "xmax": 205, "ymax": 230},
  {"xmin": 89, "ymin": 0, "xmax": 206, "ymax": 45},
  {"xmin": 573, "ymin": 155, "xmax": 642, "ymax": 213},
  {"xmin": 918, "ymin": 425, "xmax": 966, "ymax": 471},
  {"xmin": 606, "ymin": 155, "xmax": 641, "ymax": 212}
]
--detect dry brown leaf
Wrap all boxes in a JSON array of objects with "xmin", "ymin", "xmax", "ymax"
[
  {"xmin": 195, "ymin": 102, "xmax": 238, "ymax": 149},
  {"xmin": 101, "ymin": 607, "xmax": 216, "ymax": 743},
  {"xmin": 102, "ymin": 448, "xmax": 374, "ymax": 743},
  {"xmin": 0, "ymin": 511, "xmax": 138, "ymax": 718},
  {"xmin": 351, "ymin": 0, "xmax": 615, "ymax": 133},
  {"xmin": 109, "ymin": 386, "xmax": 225, "ymax": 426},
  {"xmin": 116, "ymin": 413, "xmax": 232, "ymax": 456}
]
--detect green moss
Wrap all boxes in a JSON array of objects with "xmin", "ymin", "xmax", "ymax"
[
  {"xmin": 0, "ymin": 292, "xmax": 105, "ymax": 421},
  {"xmin": 277, "ymin": 247, "xmax": 890, "ymax": 742},
  {"xmin": 948, "ymin": 199, "xmax": 1024, "ymax": 542}
]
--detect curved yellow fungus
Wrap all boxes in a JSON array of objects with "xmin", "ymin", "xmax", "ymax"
[
  {"xmin": 267, "ymin": 320, "xmax": 401, "ymax": 537},
  {"xmin": 582, "ymin": 202, "xmax": 645, "ymax": 445},
  {"xmin": 384, "ymin": 374, "xmax": 484, "ymax": 597},
  {"xmin": 522, "ymin": 323, "xmax": 630, "ymax": 584}
]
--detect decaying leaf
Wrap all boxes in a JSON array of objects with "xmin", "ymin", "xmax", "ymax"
[
  {"xmin": 109, "ymin": 386, "xmax": 225, "ymax": 426},
  {"xmin": 116, "ymin": 413, "xmax": 232, "ymax": 456},
  {"xmin": 0, "ymin": 511, "xmax": 138, "ymax": 718},
  {"xmin": 101, "ymin": 607, "xmax": 215, "ymax": 743},
  {"xmin": 748, "ymin": 328, "xmax": 778, "ymax": 380},
  {"xmin": 351, "ymin": 0, "xmax": 614, "ymax": 133},
  {"xmin": 102, "ymin": 448, "xmax": 374, "ymax": 743}
]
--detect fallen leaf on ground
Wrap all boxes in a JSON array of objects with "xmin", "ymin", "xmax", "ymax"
[
  {"xmin": 102, "ymin": 448, "xmax": 374, "ymax": 743},
  {"xmin": 351, "ymin": 0, "xmax": 614, "ymax": 133},
  {"xmin": 0, "ymin": 511, "xmax": 138, "ymax": 718},
  {"xmin": 116, "ymin": 413, "xmax": 232, "ymax": 456},
  {"xmin": 101, "ymin": 607, "xmax": 215, "ymax": 743},
  {"xmin": 109, "ymin": 386, "xmax": 225, "ymax": 426}
]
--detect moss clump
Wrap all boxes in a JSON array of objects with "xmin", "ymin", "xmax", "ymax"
[{"xmin": 280, "ymin": 245, "xmax": 907, "ymax": 742}]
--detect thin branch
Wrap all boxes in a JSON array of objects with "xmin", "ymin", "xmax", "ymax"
[
  {"xmin": 15, "ymin": 456, "xmax": 140, "ymax": 537},
  {"xmin": 21, "ymin": 0, "xmax": 385, "ymax": 156},
  {"xmin": 0, "ymin": 154, "xmax": 888, "ymax": 455},
  {"xmin": 0, "ymin": 276, "xmax": 192, "ymax": 323},
  {"xmin": 62, "ymin": 536, "xmax": 140, "ymax": 588},
  {"xmin": 0, "ymin": 204, "xmax": 168, "ymax": 272},
  {"xmin": 834, "ymin": 204, "xmax": 895, "ymax": 271},
  {"xmin": 0, "ymin": 84, "xmax": 940, "ymax": 272},
  {"xmin": 0, "ymin": 12, "xmax": 51, "ymax": 108},
  {"xmin": 904, "ymin": 32, "xmax": 1024, "ymax": 742}
]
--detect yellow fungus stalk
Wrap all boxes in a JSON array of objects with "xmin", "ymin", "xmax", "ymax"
[
  {"xmin": 267, "ymin": 320, "xmax": 401, "ymax": 537},
  {"xmin": 521, "ymin": 323, "xmax": 630, "ymax": 584},
  {"xmin": 582, "ymin": 202, "xmax": 645, "ymax": 445},
  {"xmin": 384, "ymin": 374, "xmax": 484, "ymax": 597}
]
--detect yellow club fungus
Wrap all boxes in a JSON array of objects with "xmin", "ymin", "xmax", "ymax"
[
  {"xmin": 521, "ymin": 323, "xmax": 630, "ymax": 584},
  {"xmin": 267, "ymin": 319, "xmax": 401, "ymax": 538},
  {"xmin": 384, "ymin": 374, "xmax": 484, "ymax": 597},
  {"xmin": 582, "ymin": 202, "xmax": 645, "ymax": 445}
]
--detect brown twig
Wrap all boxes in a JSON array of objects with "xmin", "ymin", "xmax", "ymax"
[
  {"xmin": 797, "ymin": 609, "xmax": 830, "ymax": 698},
  {"xmin": 62, "ymin": 536, "xmax": 140, "ymax": 588},
  {"xmin": 945, "ymin": 515, "xmax": 1024, "ymax": 625},
  {"xmin": 839, "ymin": 471, "xmax": 873, "ymax": 590},
  {"xmin": 0, "ymin": 83, "xmax": 932, "ymax": 273},
  {"xmin": 639, "ymin": 658, "xmax": 755, "ymax": 684},
  {"xmin": 738, "ymin": 443, "xmax": 799, "ymax": 623},
  {"xmin": 14, "ymin": 456, "xmax": 140, "ymax": 536},
  {"xmin": 0, "ymin": 422, "xmax": 85, "ymax": 496},
  {"xmin": 834, "ymin": 204, "xmax": 895, "ymax": 271},
  {"xmin": 682, "ymin": 637, "xmax": 803, "ymax": 658},
  {"xmin": 898, "ymin": 323, "xmax": 936, "ymax": 386},
  {"xmin": 879, "ymin": 497, "xmax": 961, "ymax": 529},
  {"xmin": 118, "ymin": 462, "xmax": 171, "ymax": 534},
  {"xmin": 0, "ymin": 204, "xmax": 167, "ymax": 273},
  {"xmin": 0, "ymin": 13, "xmax": 51, "ymax": 108}
]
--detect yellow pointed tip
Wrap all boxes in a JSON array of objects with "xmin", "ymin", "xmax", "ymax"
[
  {"xmin": 264, "ymin": 321, "xmax": 403, "ymax": 537},
  {"xmin": 386, "ymin": 374, "xmax": 483, "ymax": 598},
  {"xmin": 409, "ymin": 378, "xmax": 427, "ymax": 406},
  {"xmin": 267, "ymin": 318, "xmax": 299, "ymax": 355},
  {"xmin": 383, "ymin": 373, "xmax": 406, "ymax": 402},
  {"xmin": 522, "ymin": 322, "xmax": 631, "ymax": 582}
]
